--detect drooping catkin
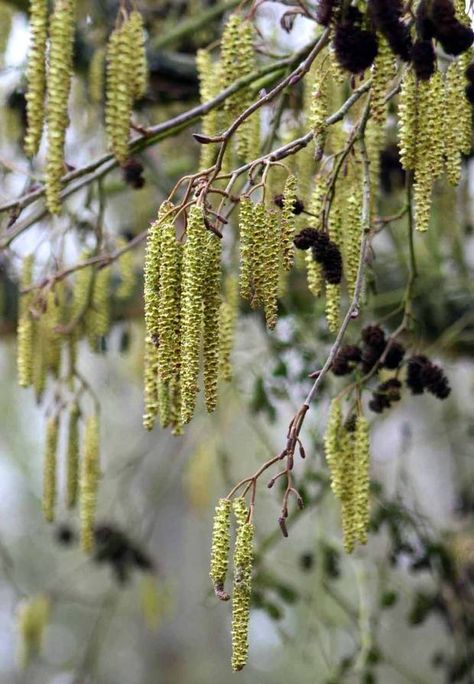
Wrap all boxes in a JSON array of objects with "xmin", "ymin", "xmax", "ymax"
[
  {"xmin": 88, "ymin": 46, "xmax": 106, "ymax": 104},
  {"xmin": 234, "ymin": 20, "xmax": 258, "ymax": 161},
  {"xmin": 370, "ymin": 35, "xmax": 395, "ymax": 126},
  {"xmin": 86, "ymin": 266, "xmax": 111, "ymax": 344},
  {"xmin": 353, "ymin": 414, "xmax": 370, "ymax": 545},
  {"xmin": 398, "ymin": 69, "xmax": 417, "ymax": 171},
  {"xmin": 231, "ymin": 514, "xmax": 254, "ymax": 672},
  {"xmin": 180, "ymin": 205, "xmax": 207, "ymax": 424},
  {"xmin": 219, "ymin": 276, "xmax": 238, "ymax": 383},
  {"xmin": 80, "ymin": 413, "xmax": 100, "ymax": 552},
  {"xmin": 127, "ymin": 10, "xmax": 148, "ymax": 101},
  {"xmin": 17, "ymin": 255, "xmax": 35, "ymax": 388},
  {"xmin": 157, "ymin": 217, "xmax": 182, "ymax": 383},
  {"xmin": 196, "ymin": 49, "xmax": 221, "ymax": 169},
  {"xmin": 144, "ymin": 201, "xmax": 172, "ymax": 344},
  {"xmin": 209, "ymin": 498, "xmax": 232, "ymax": 599},
  {"xmin": 326, "ymin": 206, "xmax": 342, "ymax": 332},
  {"xmin": 309, "ymin": 60, "xmax": 329, "ymax": 159},
  {"xmin": 24, "ymin": 0, "xmax": 48, "ymax": 156},
  {"xmin": 445, "ymin": 60, "xmax": 468, "ymax": 185},
  {"xmin": 66, "ymin": 401, "xmax": 80, "ymax": 508},
  {"xmin": 280, "ymin": 175, "xmax": 298, "ymax": 271},
  {"xmin": 44, "ymin": 288, "xmax": 63, "ymax": 376},
  {"xmin": 339, "ymin": 428, "xmax": 357, "ymax": 553},
  {"xmin": 16, "ymin": 594, "xmax": 50, "ymax": 669},
  {"xmin": 45, "ymin": 0, "xmax": 76, "ymax": 214},
  {"xmin": 43, "ymin": 415, "xmax": 59, "ymax": 523},
  {"xmin": 239, "ymin": 197, "xmax": 254, "ymax": 302},
  {"xmin": 263, "ymin": 208, "xmax": 281, "ymax": 330},
  {"xmin": 324, "ymin": 398, "xmax": 343, "ymax": 497},
  {"xmin": 305, "ymin": 175, "xmax": 327, "ymax": 296},
  {"xmin": 203, "ymin": 232, "xmax": 222, "ymax": 412},
  {"xmin": 250, "ymin": 203, "xmax": 268, "ymax": 309},
  {"xmin": 143, "ymin": 336, "xmax": 159, "ymax": 431}
]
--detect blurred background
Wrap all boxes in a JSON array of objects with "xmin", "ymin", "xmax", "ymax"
[{"xmin": 0, "ymin": 1, "xmax": 474, "ymax": 683}]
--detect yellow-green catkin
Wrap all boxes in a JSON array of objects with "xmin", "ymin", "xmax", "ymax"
[
  {"xmin": 180, "ymin": 205, "xmax": 207, "ymax": 423},
  {"xmin": 234, "ymin": 20, "xmax": 258, "ymax": 161},
  {"xmin": 250, "ymin": 203, "xmax": 268, "ymax": 309},
  {"xmin": 370, "ymin": 35, "xmax": 394, "ymax": 126},
  {"xmin": 17, "ymin": 255, "xmax": 35, "ymax": 388},
  {"xmin": 16, "ymin": 594, "xmax": 50, "ymax": 669},
  {"xmin": 105, "ymin": 27, "xmax": 121, "ymax": 154},
  {"xmin": 45, "ymin": 0, "xmax": 76, "ymax": 214},
  {"xmin": 220, "ymin": 15, "xmax": 243, "ymax": 117},
  {"xmin": 203, "ymin": 232, "xmax": 222, "ymax": 412},
  {"xmin": 43, "ymin": 415, "xmax": 59, "ymax": 523},
  {"xmin": 44, "ymin": 287, "xmax": 63, "ymax": 376},
  {"xmin": 339, "ymin": 427, "xmax": 357, "ymax": 553},
  {"xmin": 157, "ymin": 217, "xmax": 182, "ymax": 384},
  {"xmin": 209, "ymin": 498, "xmax": 232, "ymax": 599},
  {"xmin": 343, "ymin": 180, "xmax": 363, "ymax": 298},
  {"xmin": 353, "ymin": 414, "xmax": 370, "ymax": 545},
  {"xmin": 445, "ymin": 61, "xmax": 469, "ymax": 185},
  {"xmin": 196, "ymin": 49, "xmax": 221, "ymax": 169},
  {"xmin": 143, "ymin": 335, "xmax": 159, "ymax": 431},
  {"xmin": 219, "ymin": 276, "xmax": 238, "ymax": 383},
  {"xmin": 88, "ymin": 46, "xmax": 106, "ymax": 104},
  {"xmin": 86, "ymin": 266, "xmax": 111, "ymax": 344},
  {"xmin": 24, "ymin": 0, "xmax": 48, "ymax": 156},
  {"xmin": 127, "ymin": 10, "xmax": 147, "ymax": 100},
  {"xmin": 398, "ymin": 69, "xmax": 417, "ymax": 171},
  {"xmin": 326, "ymin": 205, "xmax": 341, "ymax": 332},
  {"xmin": 80, "ymin": 414, "xmax": 100, "ymax": 552},
  {"xmin": 239, "ymin": 197, "xmax": 255, "ymax": 302},
  {"xmin": 280, "ymin": 175, "xmax": 298, "ymax": 271},
  {"xmin": 116, "ymin": 239, "xmax": 135, "ymax": 300},
  {"xmin": 324, "ymin": 398, "xmax": 343, "ymax": 497},
  {"xmin": 309, "ymin": 60, "xmax": 329, "ymax": 160},
  {"xmin": 144, "ymin": 203, "xmax": 170, "ymax": 345},
  {"xmin": 263, "ymin": 208, "xmax": 281, "ymax": 330},
  {"xmin": 66, "ymin": 401, "xmax": 80, "ymax": 508},
  {"xmin": 231, "ymin": 513, "xmax": 254, "ymax": 672},
  {"xmin": 305, "ymin": 175, "xmax": 327, "ymax": 296}
]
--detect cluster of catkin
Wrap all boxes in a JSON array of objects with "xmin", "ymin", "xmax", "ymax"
[
  {"xmin": 209, "ymin": 497, "xmax": 254, "ymax": 671},
  {"xmin": 143, "ymin": 203, "xmax": 238, "ymax": 432},
  {"xmin": 105, "ymin": 9, "xmax": 147, "ymax": 164},
  {"xmin": 196, "ymin": 14, "xmax": 259, "ymax": 170},
  {"xmin": 398, "ymin": 58, "xmax": 471, "ymax": 232},
  {"xmin": 24, "ymin": 0, "xmax": 76, "ymax": 214},
  {"xmin": 324, "ymin": 401, "xmax": 371, "ymax": 553}
]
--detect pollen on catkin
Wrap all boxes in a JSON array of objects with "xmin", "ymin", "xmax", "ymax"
[
  {"xmin": 398, "ymin": 69, "xmax": 417, "ymax": 171},
  {"xmin": 203, "ymin": 232, "xmax": 222, "ymax": 412},
  {"xmin": 43, "ymin": 415, "xmax": 59, "ymax": 523},
  {"xmin": 309, "ymin": 60, "xmax": 329, "ymax": 160},
  {"xmin": 339, "ymin": 428, "xmax": 357, "ymax": 553},
  {"xmin": 86, "ymin": 266, "xmax": 111, "ymax": 345},
  {"xmin": 45, "ymin": 0, "xmax": 76, "ymax": 214},
  {"xmin": 250, "ymin": 203, "xmax": 268, "ymax": 310},
  {"xmin": 209, "ymin": 498, "xmax": 232, "ymax": 599},
  {"xmin": 219, "ymin": 276, "xmax": 238, "ymax": 383},
  {"xmin": 239, "ymin": 197, "xmax": 255, "ymax": 302},
  {"xmin": 231, "ymin": 516, "xmax": 254, "ymax": 672},
  {"xmin": 343, "ymin": 189, "xmax": 363, "ymax": 297},
  {"xmin": 17, "ymin": 255, "xmax": 35, "ymax": 388},
  {"xmin": 324, "ymin": 398, "xmax": 343, "ymax": 497},
  {"xmin": 445, "ymin": 60, "xmax": 466, "ymax": 185},
  {"xmin": 180, "ymin": 205, "xmax": 207, "ymax": 423},
  {"xmin": 280, "ymin": 175, "xmax": 298, "ymax": 271},
  {"xmin": 353, "ymin": 414, "xmax": 370, "ymax": 545},
  {"xmin": 16, "ymin": 594, "xmax": 50, "ymax": 669},
  {"xmin": 370, "ymin": 35, "xmax": 395, "ymax": 126},
  {"xmin": 143, "ymin": 336, "xmax": 159, "ymax": 431},
  {"xmin": 24, "ymin": 0, "xmax": 48, "ymax": 157},
  {"xmin": 157, "ymin": 216, "xmax": 182, "ymax": 383},
  {"xmin": 144, "ymin": 201, "xmax": 172, "ymax": 345},
  {"xmin": 127, "ymin": 10, "xmax": 147, "ymax": 101},
  {"xmin": 66, "ymin": 401, "xmax": 80, "ymax": 509},
  {"xmin": 80, "ymin": 413, "xmax": 100, "ymax": 552}
]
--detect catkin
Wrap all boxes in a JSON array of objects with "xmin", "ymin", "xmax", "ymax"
[
  {"xmin": 203, "ymin": 232, "xmax": 222, "ymax": 412},
  {"xmin": 343, "ymin": 189, "xmax": 363, "ymax": 297},
  {"xmin": 445, "ymin": 61, "xmax": 468, "ymax": 185},
  {"xmin": 239, "ymin": 197, "xmax": 254, "ymax": 302},
  {"xmin": 180, "ymin": 205, "xmax": 207, "ymax": 423},
  {"xmin": 45, "ymin": 0, "xmax": 76, "ymax": 214},
  {"xmin": 43, "ymin": 415, "xmax": 59, "ymax": 523},
  {"xmin": 86, "ymin": 266, "xmax": 111, "ymax": 348},
  {"xmin": 24, "ymin": 0, "xmax": 48, "ymax": 156},
  {"xmin": 196, "ymin": 49, "xmax": 221, "ymax": 169},
  {"xmin": 143, "ymin": 336, "xmax": 159, "ymax": 431},
  {"xmin": 116, "ymin": 239, "xmax": 135, "ymax": 300},
  {"xmin": 398, "ymin": 69, "xmax": 417, "ymax": 171},
  {"xmin": 88, "ymin": 46, "xmax": 106, "ymax": 104},
  {"xmin": 17, "ymin": 255, "xmax": 35, "ymax": 388},
  {"xmin": 80, "ymin": 414, "xmax": 100, "ymax": 552},
  {"xmin": 219, "ymin": 276, "xmax": 238, "ymax": 383},
  {"xmin": 354, "ymin": 414, "xmax": 370, "ymax": 545},
  {"xmin": 157, "ymin": 217, "xmax": 182, "ymax": 383},
  {"xmin": 231, "ymin": 518, "xmax": 254, "ymax": 671},
  {"xmin": 263, "ymin": 208, "xmax": 281, "ymax": 330},
  {"xmin": 324, "ymin": 398, "xmax": 343, "ymax": 497},
  {"xmin": 66, "ymin": 401, "xmax": 80, "ymax": 508},
  {"xmin": 16, "ymin": 594, "xmax": 50, "ymax": 669},
  {"xmin": 209, "ymin": 498, "xmax": 232, "ymax": 598},
  {"xmin": 339, "ymin": 428, "xmax": 357, "ymax": 553},
  {"xmin": 127, "ymin": 10, "xmax": 148, "ymax": 100},
  {"xmin": 280, "ymin": 175, "xmax": 298, "ymax": 271},
  {"xmin": 370, "ymin": 35, "xmax": 394, "ymax": 126},
  {"xmin": 250, "ymin": 203, "xmax": 267, "ymax": 309},
  {"xmin": 144, "ymin": 201, "xmax": 171, "ymax": 344},
  {"xmin": 309, "ymin": 60, "xmax": 329, "ymax": 159}
]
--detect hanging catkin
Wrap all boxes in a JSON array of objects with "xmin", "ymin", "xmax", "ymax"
[
  {"xmin": 203, "ymin": 232, "xmax": 222, "ymax": 412},
  {"xmin": 66, "ymin": 401, "xmax": 80, "ymax": 508},
  {"xmin": 280, "ymin": 175, "xmax": 298, "ymax": 271},
  {"xmin": 180, "ymin": 205, "xmax": 207, "ymax": 423},
  {"xmin": 17, "ymin": 255, "xmax": 35, "ymax": 389},
  {"xmin": 80, "ymin": 414, "xmax": 100, "ymax": 552},
  {"xmin": 398, "ymin": 69, "xmax": 417, "ymax": 171},
  {"xmin": 231, "ymin": 505, "xmax": 254, "ymax": 671},
  {"xmin": 43, "ymin": 415, "xmax": 59, "ymax": 523},
  {"xmin": 239, "ymin": 197, "xmax": 255, "ymax": 302},
  {"xmin": 127, "ymin": 10, "xmax": 147, "ymax": 100},
  {"xmin": 116, "ymin": 239, "xmax": 135, "ymax": 300},
  {"xmin": 45, "ymin": 0, "xmax": 76, "ymax": 214},
  {"xmin": 16, "ymin": 594, "xmax": 50, "ymax": 669},
  {"xmin": 24, "ymin": 0, "xmax": 48, "ymax": 157},
  {"xmin": 209, "ymin": 498, "xmax": 232, "ymax": 599},
  {"xmin": 353, "ymin": 414, "xmax": 370, "ymax": 545},
  {"xmin": 88, "ymin": 46, "xmax": 106, "ymax": 104},
  {"xmin": 157, "ymin": 217, "xmax": 182, "ymax": 383},
  {"xmin": 263, "ymin": 208, "xmax": 281, "ymax": 330},
  {"xmin": 309, "ymin": 58, "xmax": 329, "ymax": 160},
  {"xmin": 143, "ymin": 336, "xmax": 159, "ymax": 431},
  {"xmin": 196, "ymin": 49, "xmax": 221, "ymax": 169},
  {"xmin": 144, "ymin": 201, "xmax": 172, "ymax": 345},
  {"xmin": 219, "ymin": 276, "xmax": 238, "ymax": 383}
]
